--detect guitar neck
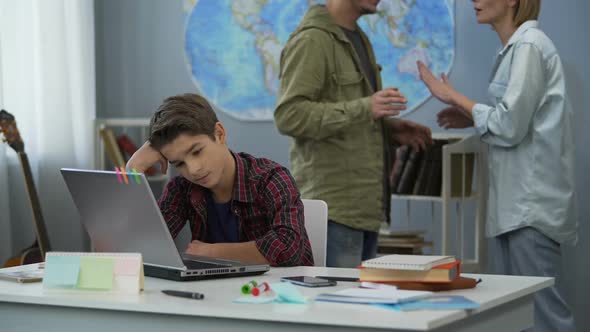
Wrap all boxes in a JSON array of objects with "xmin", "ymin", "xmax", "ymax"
[{"xmin": 17, "ymin": 152, "xmax": 52, "ymax": 257}]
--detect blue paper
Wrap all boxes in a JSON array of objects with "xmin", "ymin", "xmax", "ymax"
[
  {"xmin": 374, "ymin": 295, "xmax": 480, "ymax": 311},
  {"xmin": 43, "ymin": 255, "xmax": 81, "ymax": 288}
]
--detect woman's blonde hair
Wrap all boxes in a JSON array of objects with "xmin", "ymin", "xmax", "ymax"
[{"xmin": 514, "ymin": 0, "xmax": 541, "ymax": 27}]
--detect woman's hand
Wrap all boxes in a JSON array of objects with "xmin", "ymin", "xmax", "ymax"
[
  {"xmin": 437, "ymin": 106, "xmax": 474, "ymax": 129},
  {"xmin": 417, "ymin": 61, "xmax": 457, "ymax": 106}
]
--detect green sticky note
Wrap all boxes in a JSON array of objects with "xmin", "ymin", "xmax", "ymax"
[
  {"xmin": 43, "ymin": 255, "xmax": 80, "ymax": 288},
  {"xmin": 77, "ymin": 257, "xmax": 115, "ymax": 290}
]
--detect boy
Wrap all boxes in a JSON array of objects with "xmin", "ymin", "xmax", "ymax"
[{"xmin": 127, "ymin": 93, "xmax": 314, "ymax": 266}]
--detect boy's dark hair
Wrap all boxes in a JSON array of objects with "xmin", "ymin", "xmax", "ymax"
[{"xmin": 149, "ymin": 93, "xmax": 218, "ymax": 149}]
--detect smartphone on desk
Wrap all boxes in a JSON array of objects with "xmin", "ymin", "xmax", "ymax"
[
  {"xmin": 0, "ymin": 270, "xmax": 43, "ymax": 283},
  {"xmin": 280, "ymin": 276, "xmax": 337, "ymax": 287}
]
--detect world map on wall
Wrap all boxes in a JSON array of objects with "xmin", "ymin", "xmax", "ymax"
[{"xmin": 184, "ymin": 0, "xmax": 455, "ymax": 121}]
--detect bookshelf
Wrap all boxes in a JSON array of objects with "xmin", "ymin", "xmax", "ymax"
[
  {"xmin": 94, "ymin": 118, "xmax": 170, "ymax": 193},
  {"xmin": 390, "ymin": 133, "xmax": 488, "ymax": 272}
]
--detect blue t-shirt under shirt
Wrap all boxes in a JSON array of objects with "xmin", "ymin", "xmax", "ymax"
[{"xmin": 205, "ymin": 192, "xmax": 240, "ymax": 243}]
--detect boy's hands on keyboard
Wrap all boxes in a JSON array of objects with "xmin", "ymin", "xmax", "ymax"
[{"xmin": 185, "ymin": 240, "xmax": 214, "ymax": 258}]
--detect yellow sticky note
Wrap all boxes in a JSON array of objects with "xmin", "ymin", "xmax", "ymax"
[{"xmin": 77, "ymin": 256, "xmax": 115, "ymax": 290}]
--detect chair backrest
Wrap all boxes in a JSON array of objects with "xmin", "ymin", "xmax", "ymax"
[{"xmin": 302, "ymin": 199, "xmax": 328, "ymax": 267}]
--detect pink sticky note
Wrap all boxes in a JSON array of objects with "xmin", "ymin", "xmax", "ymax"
[
  {"xmin": 115, "ymin": 167, "xmax": 123, "ymax": 183},
  {"xmin": 114, "ymin": 259, "xmax": 140, "ymax": 276}
]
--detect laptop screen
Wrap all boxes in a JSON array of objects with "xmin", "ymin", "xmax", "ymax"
[{"xmin": 61, "ymin": 168, "xmax": 186, "ymax": 270}]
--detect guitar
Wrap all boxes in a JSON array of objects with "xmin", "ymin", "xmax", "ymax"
[{"xmin": 0, "ymin": 109, "xmax": 51, "ymax": 267}]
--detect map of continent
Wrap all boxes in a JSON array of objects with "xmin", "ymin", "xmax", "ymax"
[{"xmin": 184, "ymin": 0, "xmax": 455, "ymax": 121}]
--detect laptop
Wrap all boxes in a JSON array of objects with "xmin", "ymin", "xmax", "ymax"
[{"xmin": 60, "ymin": 168, "xmax": 270, "ymax": 281}]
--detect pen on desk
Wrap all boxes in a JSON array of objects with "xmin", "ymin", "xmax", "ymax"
[
  {"xmin": 315, "ymin": 276, "xmax": 359, "ymax": 282},
  {"xmin": 162, "ymin": 289, "xmax": 204, "ymax": 300}
]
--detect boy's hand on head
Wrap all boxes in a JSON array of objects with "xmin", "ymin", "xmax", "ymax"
[
  {"xmin": 185, "ymin": 240, "xmax": 214, "ymax": 257},
  {"xmin": 126, "ymin": 141, "xmax": 168, "ymax": 174}
]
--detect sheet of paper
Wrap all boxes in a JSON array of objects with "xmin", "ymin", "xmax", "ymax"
[{"xmin": 269, "ymin": 282, "xmax": 308, "ymax": 304}]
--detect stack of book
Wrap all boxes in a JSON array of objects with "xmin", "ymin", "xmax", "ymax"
[
  {"xmin": 359, "ymin": 254, "xmax": 477, "ymax": 291},
  {"xmin": 377, "ymin": 229, "xmax": 432, "ymax": 255}
]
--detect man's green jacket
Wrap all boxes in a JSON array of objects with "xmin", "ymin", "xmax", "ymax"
[{"xmin": 275, "ymin": 5, "xmax": 392, "ymax": 232}]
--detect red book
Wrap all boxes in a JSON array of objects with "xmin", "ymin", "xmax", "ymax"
[{"xmin": 116, "ymin": 134, "xmax": 157, "ymax": 176}]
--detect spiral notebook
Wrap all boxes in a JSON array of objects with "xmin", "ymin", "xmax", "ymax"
[{"xmin": 361, "ymin": 254, "xmax": 455, "ymax": 271}]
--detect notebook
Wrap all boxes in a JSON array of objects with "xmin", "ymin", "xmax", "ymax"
[
  {"xmin": 315, "ymin": 288, "xmax": 432, "ymax": 304},
  {"xmin": 361, "ymin": 254, "xmax": 456, "ymax": 271}
]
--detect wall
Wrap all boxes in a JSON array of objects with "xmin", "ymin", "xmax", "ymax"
[{"xmin": 95, "ymin": 1, "xmax": 589, "ymax": 330}]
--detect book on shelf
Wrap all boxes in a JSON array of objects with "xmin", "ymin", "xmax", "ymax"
[
  {"xmin": 378, "ymin": 228, "xmax": 426, "ymax": 237},
  {"xmin": 99, "ymin": 128, "xmax": 126, "ymax": 168},
  {"xmin": 116, "ymin": 134, "xmax": 157, "ymax": 176},
  {"xmin": 396, "ymin": 148, "xmax": 423, "ymax": 194},
  {"xmin": 361, "ymin": 254, "xmax": 456, "ymax": 271},
  {"xmin": 377, "ymin": 229, "xmax": 432, "ymax": 255},
  {"xmin": 412, "ymin": 143, "xmax": 433, "ymax": 195},
  {"xmin": 391, "ymin": 137, "xmax": 477, "ymax": 198},
  {"xmin": 359, "ymin": 261, "xmax": 460, "ymax": 283},
  {"xmin": 389, "ymin": 145, "xmax": 409, "ymax": 191},
  {"xmin": 424, "ymin": 140, "xmax": 446, "ymax": 196}
]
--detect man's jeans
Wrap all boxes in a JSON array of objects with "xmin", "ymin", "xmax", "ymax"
[{"xmin": 326, "ymin": 220, "xmax": 378, "ymax": 268}]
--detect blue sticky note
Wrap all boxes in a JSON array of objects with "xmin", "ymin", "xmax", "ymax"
[
  {"xmin": 269, "ymin": 282, "xmax": 308, "ymax": 304},
  {"xmin": 43, "ymin": 255, "xmax": 81, "ymax": 288}
]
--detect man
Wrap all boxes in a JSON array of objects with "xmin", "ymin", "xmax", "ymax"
[
  {"xmin": 128, "ymin": 93, "xmax": 314, "ymax": 266},
  {"xmin": 275, "ymin": 0, "xmax": 432, "ymax": 267}
]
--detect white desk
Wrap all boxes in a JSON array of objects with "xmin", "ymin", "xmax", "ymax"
[{"xmin": 0, "ymin": 266, "xmax": 552, "ymax": 332}]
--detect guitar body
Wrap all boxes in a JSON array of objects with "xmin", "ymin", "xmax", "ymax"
[
  {"xmin": 0, "ymin": 109, "xmax": 51, "ymax": 267},
  {"xmin": 3, "ymin": 243, "xmax": 43, "ymax": 267}
]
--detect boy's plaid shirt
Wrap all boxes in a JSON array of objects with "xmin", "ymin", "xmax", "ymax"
[{"xmin": 158, "ymin": 151, "xmax": 314, "ymax": 266}]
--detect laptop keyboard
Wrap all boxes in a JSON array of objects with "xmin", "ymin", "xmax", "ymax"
[{"xmin": 184, "ymin": 260, "xmax": 231, "ymax": 270}]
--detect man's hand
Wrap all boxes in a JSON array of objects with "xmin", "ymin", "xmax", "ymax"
[
  {"xmin": 371, "ymin": 87, "xmax": 407, "ymax": 120},
  {"xmin": 185, "ymin": 240, "xmax": 214, "ymax": 257},
  {"xmin": 389, "ymin": 118, "xmax": 433, "ymax": 151},
  {"xmin": 417, "ymin": 61, "xmax": 457, "ymax": 106},
  {"xmin": 126, "ymin": 141, "xmax": 168, "ymax": 174},
  {"xmin": 437, "ymin": 106, "xmax": 474, "ymax": 129}
]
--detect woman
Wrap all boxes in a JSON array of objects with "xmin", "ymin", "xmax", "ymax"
[{"xmin": 418, "ymin": 1, "xmax": 576, "ymax": 331}]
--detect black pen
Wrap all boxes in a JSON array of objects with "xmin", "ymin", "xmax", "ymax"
[
  {"xmin": 162, "ymin": 289, "xmax": 204, "ymax": 300},
  {"xmin": 315, "ymin": 276, "xmax": 359, "ymax": 282}
]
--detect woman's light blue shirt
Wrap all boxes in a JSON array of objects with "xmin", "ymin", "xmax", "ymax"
[{"xmin": 472, "ymin": 21, "xmax": 577, "ymax": 244}]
